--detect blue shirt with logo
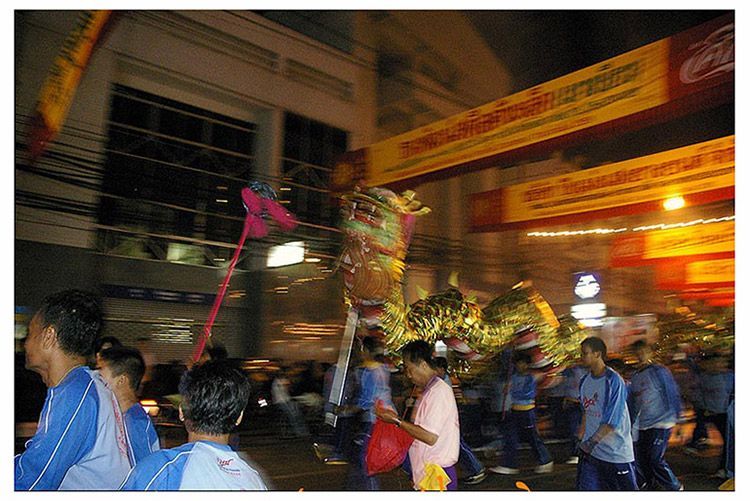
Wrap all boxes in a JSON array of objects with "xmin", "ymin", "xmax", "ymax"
[
  {"xmin": 579, "ymin": 367, "xmax": 634, "ymax": 464},
  {"xmin": 120, "ymin": 441, "xmax": 267, "ymax": 490}
]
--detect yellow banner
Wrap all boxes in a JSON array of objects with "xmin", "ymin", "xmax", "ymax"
[
  {"xmin": 501, "ymin": 136, "xmax": 734, "ymax": 224},
  {"xmin": 367, "ymin": 39, "xmax": 670, "ymax": 186},
  {"xmin": 645, "ymin": 221, "xmax": 734, "ymax": 259},
  {"xmin": 686, "ymin": 259, "xmax": 734, "ymax": 284},
  {"xmin": 35, "ymin": 11, "xmax": 112, "ymax": 135}
]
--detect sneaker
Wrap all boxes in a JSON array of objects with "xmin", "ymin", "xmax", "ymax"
[
  {"xmin": 489, "ymin": 465, "xmax": 520, "ymax": 475},
  {"xmin": 565, "ymin": 456, "xmax": 579, "ymax": 465},
  {"xmin": 323, "ymin": 455, "xmax": 348, "ymax": 465},
  {"xmin": 712, "ymin": 469, "xmax": 728, "ymax": 479},
  {"xmin": 534, "ymin": 461, "xmax": 554, "ymax": 474},
  {"xmin": 462, "ymin": 469, "xmax": 487, "ymax": 485}
]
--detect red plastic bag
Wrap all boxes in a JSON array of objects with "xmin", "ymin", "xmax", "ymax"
[{"xmin": 366, "ymin": 419, "xmax": 414, "ymax": 475}]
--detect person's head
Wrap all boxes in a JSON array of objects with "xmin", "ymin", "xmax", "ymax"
[
  {"xmin": 361, "ymin": 335, "xmax": 385, "ymax": 362},
  {"xmin": 197, "ymin": 343, "xmax": 229, "ymax": 365},
  {"xmin": 631, "ymin": 339, "xmax": 652, "ymax": 364},
  {"xmin": 401, "ymin": 340, "xmax": 437, "ymax": 387},
  {"xmin": 98, "ymin": 346, "xmax": 145, "ymax": 397},
  {"xmin": 434, "ymin": 356, "xmax": 449, "ymax": 377},
  {"xmin": 178, "ymin": 360, "xmax": 251, "ymax": 436},
  {"xmin": 94, "ymin": 336, "xmax": 122, "ymax": 368},
  {"xmin": 513, "ymin": 351, "xmax": 532, "ymax": 373},
  {"xmin": 25, "ymin": 290, "xmax": 102, "ymax": 381},
  {"xmin": 580, "ymin": 336, "xmax": 607, "ymax": 370}
]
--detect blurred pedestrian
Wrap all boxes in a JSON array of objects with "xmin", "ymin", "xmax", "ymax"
[
  {"xmin": 698, "ymin": 352, "xmax": 734, "ymax": 479},
  {"xmin": 337, "ymin": 336, "xmax": 394, "ymax": 490},
  {"xmin": 120, "ymin": 360, "xmax": 267, "ymax": 490},
  {"xmin": 15, "ymin": 290, "xmax": 131, "ymax": 490},
  {"xmin": 489, "ymin": 352, "xmax": 553, "ymax": 475},
  {"xmin": 375, "ymin": 340, "xmax": 460, "ymax": 491},
  {"xmin": 272, "ymin": 366, "xmax": 308, "ymax": 438},
  {"xmin": 99, "ymin": 345, "xmax": 161, "ymax": 465},
  {"xmin": 434, "ymin": 357, "xmax": 486, "ymax": 485},
  {"xmin": 576, "ymin": 337, "xmax": 637, "ymax": 491},
  {"xmin": 629, "ymin": 340, "xmax": 683, "ymax": 490}
]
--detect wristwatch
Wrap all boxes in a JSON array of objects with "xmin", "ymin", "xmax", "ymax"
[{"xmin": 395, "ymin": 418, "xmax": 402, "ymax": 427}]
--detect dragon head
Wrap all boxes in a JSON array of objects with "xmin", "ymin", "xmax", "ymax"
[{"xmin": 337, "ymin": 187, "xmax": 430, "ymax": 306}]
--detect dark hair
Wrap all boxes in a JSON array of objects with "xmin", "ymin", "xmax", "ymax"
[
  {"xmin": 581, "ymin": 336, "xmax": 607, "ymax": 359},
  {"xmin": 95, "ymin": 336, "xmax": 122, "ymax": 354},
  {"xmin": 37, "ymin": 290, "xmax": 102, "ymax": 357},
  {"xmin": 631, "ymin": 339, "xmax": 649, "ymax": 351},
  {"xmin": 401, "ymin": 340, "xmax": 435, "ymax": 368},
  {"xmin": 434, "ymin": 356, "xmax": 449, "ymax": 371},
  {"xmin": 206, "ymin": 344, "xmax": 228, "ymax": 361},
  {"xmin": 362, "ymin": 335, "xmax": 384, "ymax": 353},
  {"xmin": 179, "ymin": 360, "xmax": 251, "ymax": 435},
  {"xmin": 513, "ymin": 351, "xmax": 532, "ymax": 364},
  {"xmin": 99, "ymin": 346, "xmax": 145, "ymax": 391}
]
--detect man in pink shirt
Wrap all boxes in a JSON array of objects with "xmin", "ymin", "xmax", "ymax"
[{"xmin": 376, "ymin": 341, "xmax": 460, "ymax": 490}]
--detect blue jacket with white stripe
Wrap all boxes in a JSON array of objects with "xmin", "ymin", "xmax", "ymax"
[{"xmin": 14, "ymin": 367, "xmax": 132, "ymax": 490}]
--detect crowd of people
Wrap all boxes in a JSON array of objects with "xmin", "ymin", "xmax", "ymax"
[{"xmin": 15, "ymin": 288, "xmax": 734, "ymax": 491}]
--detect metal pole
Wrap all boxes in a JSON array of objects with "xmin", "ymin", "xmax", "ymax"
[{"xmin": 325, "ymin": 307, "xmax": 359, "ymax": 427}]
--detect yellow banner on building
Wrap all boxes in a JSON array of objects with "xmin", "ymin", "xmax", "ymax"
[
  {"xmin": 686, "ymin": 259, "xmax": 734, "ymax": 284},
  {"xmin": 500, "ymin": 136, "xmax": 734, "ymax": 224},
  {"xmin": 33, "ymin": 11, "xmax": 112, "ymax": 143},
  {"xmin": 645, "ymin": 221, "xmax": 734, "ymax": 259},
  {"xmin": 367, "ymin": 39, "xmax": 670, "ymax": 186}
]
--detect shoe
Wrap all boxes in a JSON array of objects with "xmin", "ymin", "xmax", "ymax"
[
  {"xmin": 534, "ymin": 461, "xmax": 554, "ymax": 474},
  {"xmin": 323, "ymin": 455, "xmax": 348, "ymax": 465},
  {"xmin": 462, "ymin": 469, "xmax": 487, "ymax": 485},
  {"xmin": 679, "ymin": 484, "xmax": 685, "ymax": 491},
  {"xmin": 489, "ymin": 465, "xmax": 520, "ymax": 475},
  {"xmin": 712, "ymin": 469, "xmax": 728, "ymax": 479},
  {"xmin": 565, "ymin": 456, "xmax": 579, "ymax": 465}
]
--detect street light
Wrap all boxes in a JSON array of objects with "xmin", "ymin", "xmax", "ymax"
[{"xmin": 663, "ymin": 195, "xmax": 686, "ymax": 211}]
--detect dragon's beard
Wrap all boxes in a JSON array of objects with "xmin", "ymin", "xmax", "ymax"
[{"xmin": 341, "ymin": 241, "xmax": 397, "ymax": 304}]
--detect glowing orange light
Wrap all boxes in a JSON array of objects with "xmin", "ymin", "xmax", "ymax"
[{"xmin": 663, "ymin": 196, "xmax": 686, "ymax": 211}]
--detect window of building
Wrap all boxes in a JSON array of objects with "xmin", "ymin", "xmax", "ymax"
[
  {"xmin": 98, "ymin": 85, "xmax": 257, "ymax": 261},
  {"xmin": 281, "ymin": 112, "xmax": 348, "ymax": 227}
]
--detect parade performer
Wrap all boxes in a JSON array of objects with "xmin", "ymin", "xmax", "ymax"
[
  {"xmin": 98, "ymin": 345, "xmax": 161, "ymax": 465},
  {"xmin": 120, "ymin": 360, "xmax": 268, "ymax": 490},
  {"xmin": 576, "ymin": 337, "xmax": 637, "ymax": 491},
  {"xmin": 15, "ymin": 290, "xmax": 131, "ymax": 490},
  {"xmin": 628, "ymin": 339, "xmax": 683, "ymax": 490}
]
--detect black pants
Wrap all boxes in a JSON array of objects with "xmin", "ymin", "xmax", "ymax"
[{"xmin": 703, "ymin": 412, "xmax": 728, "ymax": 470}]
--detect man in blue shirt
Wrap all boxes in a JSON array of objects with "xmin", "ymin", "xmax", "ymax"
[
  {"xmin": 99, "ymin": 345, "xmax": 161, "ymax": 464},
  {"xmin": 489, "ymin": 352, "xmax": 553, "ymax": 475},
  {"xmin": 576, "ymin": 337, "xmax": 637, "ymax": 490},
  {"xmin": 15, "ymin": 290, "xmax": 132, "ymax": 490},
  {"xmin": 698, "ymin": 352, "xmax": 734, "ymax": 479},
  {"xmin": 629, "ymin": 340, "xmax": 683, "ymax": 490},
  {"xmin": 120, "ymin": 360, "xmax": 268, "ymax": 490},
  {"xmin": 337, "ymin": 335, "xmax": 394, "ymax": 490}
]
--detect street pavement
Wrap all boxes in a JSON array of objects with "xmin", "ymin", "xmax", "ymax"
[{"xmin": 165, "ymin": 429, "xmax": 729, "ymax": 491}]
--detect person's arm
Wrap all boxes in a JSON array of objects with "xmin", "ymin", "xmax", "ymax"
[
  {"xmin": 15, "ymin": 383, "xmax": 97, "ymax": 490},
  {"xmin": 375, "ymin": 401, "xmax": 438, "ymax": 446}
]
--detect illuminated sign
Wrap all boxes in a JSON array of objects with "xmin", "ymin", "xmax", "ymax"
[{"xmin": 574, "ymin": 274, "xmax": 601, "ymax": 300}]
